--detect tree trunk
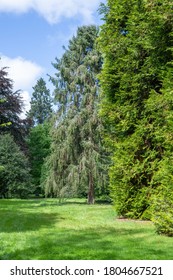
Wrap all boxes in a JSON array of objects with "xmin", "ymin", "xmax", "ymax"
[{"xmin": 87, "ymin": 172, "xmax": 95, "ymax": 204}]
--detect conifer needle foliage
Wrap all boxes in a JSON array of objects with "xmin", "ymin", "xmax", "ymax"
[
  {"xmin": 27, "ymin": 77, "xmax": 53, "ymax": 126},
  {"xmin": 98, "ymin": 0, "xmax": 173, "ymax": 235},
  {"xmin": 45, "ymin": 25, "xmax": 109, "ymax": 203}
]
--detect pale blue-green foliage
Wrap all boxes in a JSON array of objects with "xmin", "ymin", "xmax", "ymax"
[{"xmin": 45, "ymin": 25, "xmax": 109, "ymax": 203}]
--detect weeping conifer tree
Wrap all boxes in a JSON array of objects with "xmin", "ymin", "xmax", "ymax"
[{"xmin": 45, "ymin": 25, "xmax": 109, "ymax": 204}]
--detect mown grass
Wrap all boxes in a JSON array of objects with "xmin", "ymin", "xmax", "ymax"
[{"xmin": 0, "ymin": 198, "xmax": 172, "ymax": 260}]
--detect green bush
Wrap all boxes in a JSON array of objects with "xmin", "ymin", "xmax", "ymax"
[
  {"xmin": 150, "ymin": 157, "xmax": 173, "ymax": 236},
  {"xmin": 0, "ymin": 134, "xmax": 31, "ymax": 198},
  {"xmin": 151, "ymin": 187, "xmax": 173, "ymax": 236}
]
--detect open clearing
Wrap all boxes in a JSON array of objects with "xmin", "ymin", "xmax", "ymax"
[{"xmin": 0, "ymin": 199, "xmax": 172, "ymax": 260}]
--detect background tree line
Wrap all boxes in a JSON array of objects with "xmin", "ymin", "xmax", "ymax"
[{"xmin": 0, "ymin": 25, "xmax": 110, "ymax": 204}]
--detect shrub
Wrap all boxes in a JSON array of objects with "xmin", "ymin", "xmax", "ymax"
[
  {"xmin": 151, "ymin": 186, "xmax": 173, "ymax": 236},
  {"xmin": 0, "ymin": 134, "xmax": 31, "ymax": 198}
]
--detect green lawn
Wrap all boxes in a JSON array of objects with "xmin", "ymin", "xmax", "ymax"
[{"xmin": 0, "ymin": 199, "xmax": 172, "ymax": 260}]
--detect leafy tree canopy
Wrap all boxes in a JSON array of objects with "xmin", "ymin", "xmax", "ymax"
[
  {"xmin": 27, "ymin": 121, "xmax": 51, "ymax": 196},
  {"xmin": 0, "ymin": 67, "xmax": 27, "ymax": 149}
]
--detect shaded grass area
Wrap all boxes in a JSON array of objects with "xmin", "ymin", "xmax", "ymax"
[{"xmin": 0, "ymin": 199, "xmax": 172, "ymax": 260}]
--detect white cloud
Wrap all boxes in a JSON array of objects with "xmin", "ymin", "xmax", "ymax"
[
  {"xmin": 0, "ymin": 55, "xmax": 44, "ymax": 118},
  {"xmin": 0, "ymin": 0, "xmax": 101, "ymax": 24},
  {"xmin": 20, "ymin": 90, "xmax": 31, "ymax": 118},
  {"xmin": 0, "ymin": 0, "xmax": 32, "ymax": 13},
  {"xmin": 0, "ymin": 55, "xmax": 44, "ymax": 90}
]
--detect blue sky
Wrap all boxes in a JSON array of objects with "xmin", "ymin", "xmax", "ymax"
[{"xmin": 0, "ymin": 0, "xmax": 105, "ymax": 116}]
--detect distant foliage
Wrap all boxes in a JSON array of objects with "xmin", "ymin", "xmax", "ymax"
[
  {"xmin": 27, "ymin": 77, "xmax": 53, "ymax": 126},
  {"xmin": 27, "ymin": 122, "xmax": 51, "ymax": 196},
  {"xmin": 0, "ymin": 134, "xmax": 31, "ymax": 198},
  {"xmin": 98, "ymin": 0, "xmax": 173, "ymax": 231}
]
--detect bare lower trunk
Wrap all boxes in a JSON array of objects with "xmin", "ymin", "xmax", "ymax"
[{"xmin": 87, "ymin": 172, "xmax": 94, "ymax": 204}]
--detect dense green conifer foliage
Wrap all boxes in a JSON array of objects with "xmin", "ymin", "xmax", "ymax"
[
  {"xmin": 27, "ymin": 77, "xmax": 53, "ymax": 126},
  {"xmin": 45, "ymin": 25, "xmax": 109, "ymax": 203},
  {"xmin": 99, "ymin": 0, "xmax": 173, "ymax": 234}
]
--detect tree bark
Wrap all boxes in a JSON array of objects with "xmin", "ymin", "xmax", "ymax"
[{"xmin": 87, "ymin": 172, "xmax": 95, "ymax": 204}]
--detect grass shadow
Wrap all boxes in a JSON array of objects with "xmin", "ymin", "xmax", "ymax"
[
  {"xmin": 38, "ymin": 201, "xmax": 88, "ymax": 207},
  {"xmin": 0, "ymin": 209, "xmax": 59, "ymax": 233},
  {"xmin": 1, "ymin": 226, "xmax": 172, "ymax": 260},
  {"xmin": 0, "ymin": 199, "xmax": 42, "ymax": 210}
]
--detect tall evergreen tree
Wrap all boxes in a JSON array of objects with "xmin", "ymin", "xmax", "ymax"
[
  {"xmin": 45, "ymin": 25, "xmax": 109, "ymax": 203},
  {"xmin": 99, "ymin": 0, "xmax": 173, "ymax": 226},
  {"xmin": 28, "ymin": 77, "xmax": 53, "ymax": 125}
]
